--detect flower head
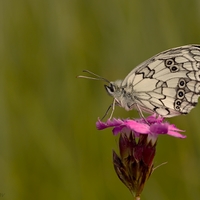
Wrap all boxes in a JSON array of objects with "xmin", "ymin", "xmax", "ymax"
[
  {"xmin": 96, "ymin": 114, "xmax": 186, "ymax": 140},
  {"xmin": 96, "ymin": 115, "xmax": 185, "ymax": 198}
]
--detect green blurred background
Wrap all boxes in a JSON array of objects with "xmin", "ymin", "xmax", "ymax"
[{"xmin": 1, "ymin": 0, "xmax": 200, "ymax": 199}]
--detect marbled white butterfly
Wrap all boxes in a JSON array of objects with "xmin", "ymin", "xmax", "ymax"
[{"xmin": 79, "ymin": 45, "xmax": 200, "ymax": 118}]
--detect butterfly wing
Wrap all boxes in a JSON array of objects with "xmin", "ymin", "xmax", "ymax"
[{"xmin": 122, "ymin": 45, "xmax": 200, "ymax": 117}]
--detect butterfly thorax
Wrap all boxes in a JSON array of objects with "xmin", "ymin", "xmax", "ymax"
[{"xmin": 105, "ymin": 80, "xmax": 136, "ymax": 111}]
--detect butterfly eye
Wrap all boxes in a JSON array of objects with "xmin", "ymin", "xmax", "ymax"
[
  {"xmin": 104, "ymin": 84, "xmax": 115, "ymax": 95},
  {"xmin": 109, "ymin": 84, "xmax": 115, "ymax": 92}
]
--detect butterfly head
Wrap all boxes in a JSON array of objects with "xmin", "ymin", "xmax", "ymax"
[
  {"xmin": 105, "ymin": 80, "xmax": 134, "ymax": 111},
  {"xmin": 78, "ymin": 70, "xmax": 135, "ymax": 114},
  {"xmin": 104, "ymin": 80, "xmax": 123, "ymax": 98},
  {"xmin": 105, "ymin": 81, "xmax": 123, "ymax": 108}
]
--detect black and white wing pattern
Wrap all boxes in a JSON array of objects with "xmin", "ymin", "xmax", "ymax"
[
  {"xmin": 107, "ymin": 45, "xmax": 200, "ymax": 117},
  {"xmin": 123, "ymin": 44, "xmax": 200, "ymax": 117}
]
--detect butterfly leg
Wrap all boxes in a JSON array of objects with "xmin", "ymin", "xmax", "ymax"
[
  {"xmin": 109, "ymin": 99, "xmax": 116, "ymax": 120},
  {"xmin": 101, "ymin": 104, "xmax": 112, "ymax": 120},
  {"xmin": 101, "ymin": 99, "xmax": 116, "ymax": 120},
  {"xmin": 135, "ymin": 103, "xmax": 150, "ymax": 124}
]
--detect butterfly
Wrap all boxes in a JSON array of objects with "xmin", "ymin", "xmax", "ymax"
[{"xmin": 78, "ymin": 44, "xmax": 200, "ymax": 119}]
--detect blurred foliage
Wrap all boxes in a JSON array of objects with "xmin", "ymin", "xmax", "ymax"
[{"xmin": 0, "ymin": 0, "xmax": 200, "ymax": 199}]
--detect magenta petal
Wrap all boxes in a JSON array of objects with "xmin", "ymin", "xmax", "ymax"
[
  {"xmin": 167, "ymin": 125, "xmax": 186, "ymax": 138},
  {"xmin": 96, "ymin": 115, "xmax": 186, "ymax": 139},
  {"xmin": 96, "ymin": 119, "xmax": 106, "ymax": 130},
  {"xmin": 96, "ymin": 118, "xmax": 124, "ymax": 130},
  {"xmin": 167, "ymin": 131, "xmax": 186, "ymax": 138},
  {"xmin": 125, "ymin": 120, "xmax": 150, "ymax": 134},
  {"xmin": 145, "ymin": 114, "xmax": 163, "ymax": 123},
  {"xmin": 112, "ymin": 126, "xmax": 125, "ymax": 135},
  {"xmin": 150, "ymin": 124, "xmax": 168, "ymax": 134}
]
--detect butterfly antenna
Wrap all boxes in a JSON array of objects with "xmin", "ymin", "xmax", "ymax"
[{"xmin": 77, "ymin": 70, "xmax": 110, "ymax": 84}]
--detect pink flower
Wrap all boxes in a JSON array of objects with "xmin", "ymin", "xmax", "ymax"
[
  {"xmin": 96, "ymin": 115, "xmax": 186, "ymax": 198},
  {"xmin": 96, "ymin": 114, "xmax": 186, "ymax": 139}
]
